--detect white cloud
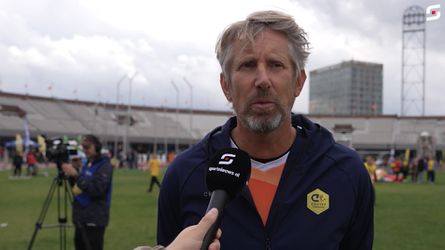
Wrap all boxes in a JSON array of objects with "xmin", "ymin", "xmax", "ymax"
[{"xmin": 0, "ymin": 0, "xmax": 443, "ymax": 115}]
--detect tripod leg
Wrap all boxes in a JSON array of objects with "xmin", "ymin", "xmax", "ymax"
[
  {"xmin": 28, "ymin": 177, "xmax": 59, "ymax": 250},
  {"xmin": 60, "ymin": 178, "xmax": 71, "ymax": 250},
  {"xmin": 28, "ymin": 174, "xmax": 77, "ymax": 250},
  {"xmin": 60, "ymin": 223, "xmax": 66, "ymax": 250},
  {"xmin": 57, "ymin": 179, "xmax": 67, "ymax": 250}
]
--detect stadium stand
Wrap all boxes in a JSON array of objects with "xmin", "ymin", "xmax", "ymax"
[{"xmin": 1, "ymin": 91, "xmax": 444, "ymax": 157}]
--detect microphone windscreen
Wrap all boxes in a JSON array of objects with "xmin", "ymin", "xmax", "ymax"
[{"xmin": 206, "ymin": 148, "xmax": 251, "ymax": 198}]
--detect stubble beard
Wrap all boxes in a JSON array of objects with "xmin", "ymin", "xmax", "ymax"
[
  {"xmin": 237, "ymin": 90, "xmax": 286, "ymax": 134},
  {"xmin": 242, "ymin": 111, "xmax": 283, "ymax": 134}
]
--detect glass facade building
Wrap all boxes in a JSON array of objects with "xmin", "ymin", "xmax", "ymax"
[{"xmin": 309, "ymin": 60, "xmax": 383, "ymax": 116}]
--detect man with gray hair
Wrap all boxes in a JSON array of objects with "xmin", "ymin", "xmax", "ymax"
[{"xmin": 158, "ymin": 10, "xmax": 374, "ymax": 249}]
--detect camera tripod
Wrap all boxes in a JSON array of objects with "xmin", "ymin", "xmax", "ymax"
[{"xmin": 28, "ymin": 163, "xmax": 91, "ymax": 250}]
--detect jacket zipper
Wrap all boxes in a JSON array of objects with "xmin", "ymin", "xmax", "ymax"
[{"xmin": 265, "ymin": 237, "xmax": 271, "ymax": 250}]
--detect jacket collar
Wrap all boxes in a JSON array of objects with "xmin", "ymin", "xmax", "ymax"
[{"xmin": 202, "ymin": 114, "xmax": 336, "ymax": 228}]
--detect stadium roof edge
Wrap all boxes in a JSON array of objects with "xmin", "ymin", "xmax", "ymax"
[
  {"xmin": 306, "ymin": 113, "xmax": 445, "ymax": 120},
  {"xmin": 0, "ymin": 91, "xmax": 233, "ymax": 116},
  {"xmin": 1, "ymin": 91, "xmax": 444, "ymax": 120}
]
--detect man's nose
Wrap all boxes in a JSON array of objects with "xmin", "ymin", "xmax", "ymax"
[{"xmin": 254, "ymin": 64, "xmax": 271, "ymax": 89}]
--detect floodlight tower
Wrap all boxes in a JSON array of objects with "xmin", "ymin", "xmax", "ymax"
[
  {"xmin": 114, "ymin": 74, "xmax": 128, "ymax": 158},
  {"xmin": 401, "ymin": 5, "xmax": 426, "ymax": 116},
  {"xmin": 170, "ymin": 81, "xmax": 179, "ymax": 153},
  {"xmin": 183, "ymin": 77, "xmax": 194, "ymax": 147}
]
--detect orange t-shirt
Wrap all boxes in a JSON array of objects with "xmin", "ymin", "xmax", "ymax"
[{"xmin": 248, "ymin": 154, "xmax": 287, "ymax": 225}]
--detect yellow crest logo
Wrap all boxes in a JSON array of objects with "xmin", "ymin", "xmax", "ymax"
[{"xmin": 307, "ymin": 188, "xmax": 329, "ymax": 215}]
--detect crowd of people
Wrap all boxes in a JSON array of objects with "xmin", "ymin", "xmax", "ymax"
[
  {"xmin": 1, "ymin": 143, "xmax": 171, "ymax": 179},
  {"xmin": 5, "ymin": 144, "xmax": 440, "ymax": 186},
  {"xmin": 363, "ymin": 154, "xmax": 441, "ymax": 184},
  {"xmin": 9, "ymin": 149, "xmax": 41, "ymax": 177}
]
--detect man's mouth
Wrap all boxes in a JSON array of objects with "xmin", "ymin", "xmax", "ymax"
[{"xmin": 251, "ymin": 100, "xmax": 275, "ymax": 109}]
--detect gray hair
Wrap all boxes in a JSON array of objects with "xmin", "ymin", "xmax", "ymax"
[{"xmin": 215, "ymin": 10, "xmax": 310, "ymax": 79}]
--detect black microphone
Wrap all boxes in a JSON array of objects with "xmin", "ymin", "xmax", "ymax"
[{"xmin": 200, "ymin": 148, "xmax": 251, "ymax": 250}]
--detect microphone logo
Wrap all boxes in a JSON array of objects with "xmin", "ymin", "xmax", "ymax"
[{"xmin": 218, "ymin": 153, "xmax": 236, "ymax": 165}]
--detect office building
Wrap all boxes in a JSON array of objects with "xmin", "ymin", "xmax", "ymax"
[{"xmin": 309, "ymin": 60, "xmax": 383, "ymax": 115}]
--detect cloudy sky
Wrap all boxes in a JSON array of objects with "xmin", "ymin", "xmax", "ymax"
[{"xmin": 0, "ymin": 0, "xmax": 443, "ymax": 115}]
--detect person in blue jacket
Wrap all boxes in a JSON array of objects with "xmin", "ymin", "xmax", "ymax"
[
  {"xmin": 63, "ymin": 134, "xmax": 113, "ymax": 250},
  {"xmin": 157, "ymin": 10, "xmax": 374, "ymax": 250}
]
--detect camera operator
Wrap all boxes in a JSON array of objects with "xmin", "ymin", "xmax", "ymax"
[{"xmin": 62, "ymin": 134, "xmax": 113, "ymax": 250}]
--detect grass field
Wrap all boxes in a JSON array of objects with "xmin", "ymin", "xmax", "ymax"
[
  {"xmin": 373, "ymin": 173, "xmax": 445, "ymax": 250},
  {"xmin": 0, "ymin": 168, "xmax": 158, "ymax": 250},
  {"xmin": 0, "ymin": 167, "xmax": 444, "ymax": 249}
]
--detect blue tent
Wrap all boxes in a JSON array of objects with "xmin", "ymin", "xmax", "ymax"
[{"xmin": 4, "ymin": 139, "xmax": 38, "ymax": 148}]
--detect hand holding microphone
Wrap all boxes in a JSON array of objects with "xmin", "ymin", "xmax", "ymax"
[
  {"xmin": 167, "ymin": 208, "xmax": 222, "ymax": 250},
  {"xmin": 200, "ymin": 148, "xmax": 251, "ymax": 250},
  {"xmin": 134, "ymin": 208, "xmax": 221, "ymax": 250},
  {"xmin": 134, "ymin": 148, "xmax": 249, "ymax": 250}
]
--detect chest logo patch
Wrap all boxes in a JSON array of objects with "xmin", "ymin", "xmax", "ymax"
[{"xmin": 307, "ymin": 188, "xmax": 329, "ymax": 215}]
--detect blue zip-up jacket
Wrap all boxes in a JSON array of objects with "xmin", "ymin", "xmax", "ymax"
[
  {"xmin": 73, "ymin": 156, "xmax": 113, "ymax": 227},
  {"xmin": 158, "ymin": 114, "xmax": 374, "ymax": 250}
]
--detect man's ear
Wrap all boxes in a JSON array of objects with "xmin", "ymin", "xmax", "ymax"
[
  {"xmin": 220, "ymin": 73, "xmax": 232, "ymax": 102},
  {"xmin": 294, "ymin": 70, "xmax": 307, "ymax": 97}
]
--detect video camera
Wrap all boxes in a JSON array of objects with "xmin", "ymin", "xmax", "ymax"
[{"xmin": 46, "ymin": 137, "xmax": 79, "ymax": 164}]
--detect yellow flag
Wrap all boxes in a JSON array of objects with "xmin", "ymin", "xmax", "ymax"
[
  {"xmin": 37, "ymin": 135, "xmax": 46, "ymax": 153},
  {"xmin": 403, "ymin": 148, "xmax": 410, "ymax": 166},
  {"xmin": 15, "ymin": 134, "xmax": 23, "ymax": 156}
]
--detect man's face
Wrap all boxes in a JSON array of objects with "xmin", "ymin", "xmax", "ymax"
[
  {"xmin": 81, "ymin": 140, "xmax": 96, "ymax": 159},
  {"xmin": 220, "ymin": 29, "xmax": 306, "ymax": 133}
]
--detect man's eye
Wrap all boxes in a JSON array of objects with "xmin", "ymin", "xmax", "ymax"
[
  {"xmin": 239, "ymin": 61, "xmax": 256, "ymax": 69},
  {"xmin": 270, "ymin": 62, "xmax": 284, "ymax": 68}
]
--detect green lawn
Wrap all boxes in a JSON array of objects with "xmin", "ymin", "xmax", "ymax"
[
  {"xmin": 0, "ymin": 167, "xmax": 444, "ymax": 249},
  {"xmin": 373, "ymin": 173, "xmax": 445, "ymax": 250},
  {"xmin": 0, "ymin": 168, "xmax": 158, "ymax": 250}
]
